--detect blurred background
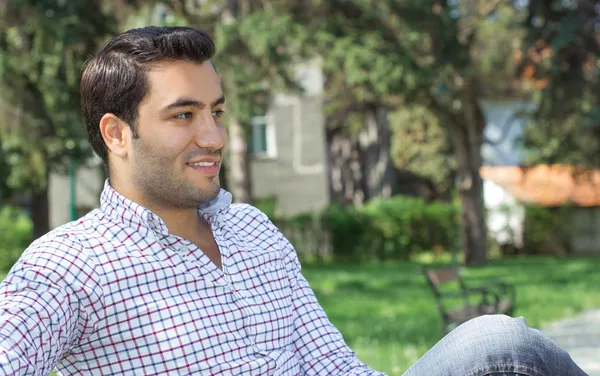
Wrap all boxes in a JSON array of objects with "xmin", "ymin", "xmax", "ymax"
[{"xmin": 1, "ymin": 0, "xmax": 599, "ymax": 374}]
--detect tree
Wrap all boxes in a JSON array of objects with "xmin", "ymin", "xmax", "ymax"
[
  {"xmin": 283, "ymin": 0, "xmax": 525, "ymax": 265},
  {"xmin": 0, "ymin": 0, "xmax": 122, "ymax": 238},
  {"xmin": 519, "ymin": 0, "xmax": 600, "ymax": 166},
  {"xmin": 390, "ymin": 105, "xmax": 456, "ymax": 197}
]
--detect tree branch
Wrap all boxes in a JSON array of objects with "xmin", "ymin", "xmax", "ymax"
[{"xmin": 459, "ymin": 0, "xmax": 509, "ymax": 45}]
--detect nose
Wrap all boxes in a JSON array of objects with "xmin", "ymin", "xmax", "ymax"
[{"xmin": 194, "ymin": 111, "xmax": 225, "ymax": 151}]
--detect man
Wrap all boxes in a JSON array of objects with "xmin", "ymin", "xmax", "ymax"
[{"xmin": 0, "ymin": 26, "xmax": 588, "ymax": 375}]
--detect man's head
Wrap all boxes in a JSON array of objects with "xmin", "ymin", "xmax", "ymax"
[{"xmin": 81, "ymin": 26, "xmax": 227, "ymax": 208}]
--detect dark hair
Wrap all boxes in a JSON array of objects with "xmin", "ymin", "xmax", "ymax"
[{"xmin": 80, "ymin": 26, "xmax": 216, "ymax": 163}]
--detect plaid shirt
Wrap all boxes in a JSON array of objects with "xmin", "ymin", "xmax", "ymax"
[{"xmin": 0, "ymin": 181, "xmax": 383, "ymax": 375}]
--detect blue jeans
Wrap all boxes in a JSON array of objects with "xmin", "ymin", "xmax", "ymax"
[{"xmin": 403, "ymin": 315, "xmax": 588, "ymax": 376}]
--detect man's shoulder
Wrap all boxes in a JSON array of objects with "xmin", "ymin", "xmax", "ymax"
[
  {"xmin": 20, "ymin": 210, "xmax": 105, "ymax": 265},
  {"xmin": 3, "ymin": 213, "xmax": 106, "ymax": 300},
  {"xmin": 32, "ymin": 210, "xmax": 102, "ymax": 245}
]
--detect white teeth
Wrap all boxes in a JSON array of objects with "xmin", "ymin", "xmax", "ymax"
[{"xmin": 189, "ymin": 162, "xmax": 215, "ymax": 167}]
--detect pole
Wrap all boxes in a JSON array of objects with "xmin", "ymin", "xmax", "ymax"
[{"xmin": 69, "ymin": 156, "xmax": 77, "ymax": 221}]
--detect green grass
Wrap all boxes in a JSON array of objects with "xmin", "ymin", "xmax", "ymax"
[
  {"xmin": 5, "ymin": 255, "xmax": 600, "ymax": 376},
  {"xmin": 301, "ymin": 255, "xmax": 600, "ymax": 375}
]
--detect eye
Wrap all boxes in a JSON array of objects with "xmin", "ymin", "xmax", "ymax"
[
  {"xmin": 174, "ymin": 112, "xmax": 193, "ymax": 120},
  {"xmin": 212, "ymin": 110, "xmax": 225, "ymax": 118}
]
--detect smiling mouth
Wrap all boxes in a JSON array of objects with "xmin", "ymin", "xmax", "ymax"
[
  {"xmin": 187, "ymin": 161, "xmax": 218, "ymax": 167},
  {"xmin": 186, "ymin": 161, "xmax": 220, "ymax": 176}
]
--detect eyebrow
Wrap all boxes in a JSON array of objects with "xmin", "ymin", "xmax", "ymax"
[{"xmin": 161, "ymin": 95, "xmax": 225, "ymax": 112}]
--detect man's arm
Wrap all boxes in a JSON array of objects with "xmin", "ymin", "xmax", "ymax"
[
  {"xmin": 0, "ymin": 235, "xmax": 103, "ymax": 375},
  {"xmin": 260, "ymin": 212, "xmax": 386, "ymax": 376}
]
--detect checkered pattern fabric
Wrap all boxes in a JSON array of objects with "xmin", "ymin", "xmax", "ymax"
[{"xmin": 0, "ymin": 181, "xmax": 383, "ymax": 375}]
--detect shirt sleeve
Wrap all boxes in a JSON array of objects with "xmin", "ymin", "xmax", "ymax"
[
  {"xmin": 261, "ymin": 213, "xmax": 386, "ymax": 376},
  {"xmin": 0, "ymin": 234, "xmax": 104, "ymax": 375}
]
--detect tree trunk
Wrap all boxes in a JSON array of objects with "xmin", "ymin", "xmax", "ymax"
[
  {"xmin": 359, "ymin": 106, "xmax": 395, "ymax": 200},
  {"xmin": 30, "ymin": 184, "xmax": 49, "ymax": 241},
  {"xmin": 456, "ymin": 167, "xmax": 487, "ymax": 265},
  {"xmin": 326, "ymin": 106, "xmax": 396, "ymax": 206},
  {"xmin": 227, "ymin": 115, "xmax": 252, "ymax": 203},
  {"xmin": 447, "ymin": 81, "xmax": 488, "ymax": 266},
  {"xmin": 325, "ymin": 126, "xmax": 366, "ymax": 206}
]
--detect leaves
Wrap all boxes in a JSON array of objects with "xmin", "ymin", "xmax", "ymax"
[
  {"xmin": 520, "ymin": 0, "xmax": 600, "ymax": 167},
  {"xmin": 0, "ymin": 0, "xmax": 118, "ymax": 192}
]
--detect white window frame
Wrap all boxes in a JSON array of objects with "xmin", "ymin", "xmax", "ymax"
[{"xmin": 250, "ymin": 115, "xmax": 277, "ymax": 159}]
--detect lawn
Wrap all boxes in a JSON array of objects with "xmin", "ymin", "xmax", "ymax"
[
  {"xmin": 301, "ymin": 256, "xmax": 600, "ymax": 375},
  {"xmin": 4, "ymin": 255, "xmax": 600, "ymax": 375}
]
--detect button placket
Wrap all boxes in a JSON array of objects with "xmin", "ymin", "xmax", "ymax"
[{"xmin": 210, "ymin": 213, "xmax": 257, "ymax": 349}]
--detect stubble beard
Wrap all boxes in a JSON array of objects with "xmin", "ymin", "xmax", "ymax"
[{"xmin": 131, "ymin": 138, "xmax": 221, "ymax": 210}]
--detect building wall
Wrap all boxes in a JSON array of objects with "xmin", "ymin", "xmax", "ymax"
[
  {"xmin": 250, "ymin": 59, "xmax": 330, "ymax": 217},
  {"xmin": 250, "ymin": 94, "xmax": 329, "ymax": 216},
  {"xmin": 483, "ymin": 180, "xmax": 525, "ymax": 247},
  {"xmin": 48, "ymin": 159, "xmax": 104, "ymax": 229},
  {"xmin": 570, "ymin": 207, "xmax": 600, "ymax": 255}
]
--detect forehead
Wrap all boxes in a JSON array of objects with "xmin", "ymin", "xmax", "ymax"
[{"xmin": 143, "ymin": 60, "xmax": 223, "ymax": 106}]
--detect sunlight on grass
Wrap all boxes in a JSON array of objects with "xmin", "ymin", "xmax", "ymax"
[
  {"xmin": 302, "ymin": 256, "xmax": 600, "ymax": 375},
  {"xmin": 3, "ymin": 255, "xmax": 599, "ymax": 375}
]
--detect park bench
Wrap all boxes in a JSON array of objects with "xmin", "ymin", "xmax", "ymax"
[{"xmin": 422, "ymin": 266, "xmax": 516, "ymax": 335}]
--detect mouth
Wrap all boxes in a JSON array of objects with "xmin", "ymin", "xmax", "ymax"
[{"xmin": 186, "ymin": 161, "xmax": 220, "ymax": 176}]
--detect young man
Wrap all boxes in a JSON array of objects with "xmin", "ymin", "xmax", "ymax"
[{"xmin": 0, "ymin": 26, "xmax": 588, "ymax": 375}]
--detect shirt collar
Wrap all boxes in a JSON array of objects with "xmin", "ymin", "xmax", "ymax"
[{"xmin": 100, "ymin": 179, "xmax": 232, "ymax": 235}]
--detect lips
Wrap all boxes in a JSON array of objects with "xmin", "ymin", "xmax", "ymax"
[
  {"xmin": 188, "ymin": 161, "xmax": 218, "ymax": 167},
  {"xmin": 186, "ymin": 160, "xmax": 220, "ymax": 176}
]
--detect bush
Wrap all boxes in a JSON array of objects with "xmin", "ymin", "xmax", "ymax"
[
  {"xmin": 0, "ymin": 206, "xmax": 32, "ymax": 272},
  {"xmin": 273, "ymin": 213, "xmax": 331, "ymax": 263},
  {"xmin": 271, "ymin": 195, "xmax": 458, "ymax": 262},
  {"xmin": 523, "ymin": 204, "xmax": 572, "ymax": 255},
  {"xmin": 320, "ymin": 204, "xmax": 382, "ymax": 261},
  {"xmin": 364, "ymin": 196, "xmax": 458, "ymax": 260}
]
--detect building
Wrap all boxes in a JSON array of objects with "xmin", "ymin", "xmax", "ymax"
[{"xmin": 481, "ymin": 164, "xmax": 600, "ymax": 255}]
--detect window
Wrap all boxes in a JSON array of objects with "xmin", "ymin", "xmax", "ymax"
[{"xmin": 251, "ymin": 115, "xmax": 277, "ymax": 158}]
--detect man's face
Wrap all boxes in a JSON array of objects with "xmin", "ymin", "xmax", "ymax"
[{"xmin": 129, "ymin": 60, "xmax": 227, "ymax": 209}]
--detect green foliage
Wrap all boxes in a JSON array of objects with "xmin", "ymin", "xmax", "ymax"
[
  {"xmin": 363, "ymin": 196, "xmax": 458, "ymax": 259},
  {"xmin": 321, "ymin": 203, "xmax": 379, "ymax": 261},
  {"xmin": 272, "ymin": 195, "xmax": 458, "ymax": 262},
  {"xmin": 389, "ymin": 105, "xmax": 455, "ymax": 194},
  {"xmin": 253, "ymin": 195, "xmax": 277, "ymax": 219},
  {"xmin": 522, "ymin": 204, "xmax": 573, "ymax": 255},
  {"xmin": 0, "ymin": 206, "xmax": 32, "ymax": 271},
  {"xmin": 520, "ymin": 0, "xmax": 600, "ymax": 166},
  {"xmin": 273, "ymin": 213, "xmax": 331, "ymax": 263},
  {"xmin": 0, "ymin": 0, "xmax": 118, "ymax": 193},
  {"xmin": 471, "ymin": 4, "xmax": 527, "ymax": 96},
  {"xmin": 290, "ymin": 0, "xmax": 470, "ymax": 129}
]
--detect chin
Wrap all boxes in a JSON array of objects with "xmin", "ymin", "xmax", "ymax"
[{"xmin": 196, "ymin": 182, "xmax": 220, "ymax": 202}]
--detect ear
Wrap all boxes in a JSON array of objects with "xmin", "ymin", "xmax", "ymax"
[{"xmin": 99, "ymin": 113, "xmax": 131, "ymax": 159}]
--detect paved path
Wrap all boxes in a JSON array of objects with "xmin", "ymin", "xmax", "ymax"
[{"xmin": 541, "ymin": 309, "xmax": 600, "ymax": 375}]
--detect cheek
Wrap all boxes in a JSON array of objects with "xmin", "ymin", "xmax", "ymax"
[
  {"xmin": 133, "ymin": 131, "xmax": 187, "ymax": 164},
  {"xmin": 148, "ymin": 129, "xmax": 194, "ymax": 160}
]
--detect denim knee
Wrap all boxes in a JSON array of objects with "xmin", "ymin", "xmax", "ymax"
[
  {"xmin": 454, "ymin": 314, "xmax": 585, "ymax": 376},
  {"xmin": 403, "ymin": 314, "xmax": 588, "ymax": 376}
]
